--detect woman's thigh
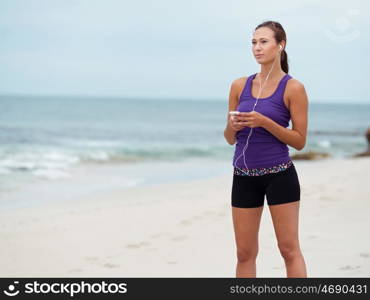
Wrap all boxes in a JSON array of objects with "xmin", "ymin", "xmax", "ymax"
[
  {"xmin": 268, "ymin": 201, "xmax": 301, "ymax": 250},
  {"xmin": 232, "ymin": 206, "xmax": 264, "ymax": 253},
  {"xmin": 264, "ymin": 166, "xmax": 301, "ymax": 247}
]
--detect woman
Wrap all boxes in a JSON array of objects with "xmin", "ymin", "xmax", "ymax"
[{"xmin": 223, "ymin": 21, "xmax": 308, "ymax": 278}]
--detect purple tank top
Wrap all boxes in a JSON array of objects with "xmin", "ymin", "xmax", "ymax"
[{"xmin": 233, "ymin": 73, "xmax": 292, "ymax": 170}]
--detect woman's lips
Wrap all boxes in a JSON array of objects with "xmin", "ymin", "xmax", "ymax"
[{"xmin": 256, "ymin": 54, "xmax": 263, "ymax": 58}]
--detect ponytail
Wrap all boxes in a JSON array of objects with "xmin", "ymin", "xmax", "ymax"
[{"xmin": 281, "ymin": 49, "xmax": 289, "ymax": 73}]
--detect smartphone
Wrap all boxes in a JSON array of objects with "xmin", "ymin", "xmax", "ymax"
[{"xmin": 229, "ymin": 111, "xmax": 240, "ymax": 115}]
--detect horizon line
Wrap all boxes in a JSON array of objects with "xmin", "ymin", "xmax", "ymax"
[{"xmin": 0, "ymin": 91, "xmax": 368, "ymax": 105}]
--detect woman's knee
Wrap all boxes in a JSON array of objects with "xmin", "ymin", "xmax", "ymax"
[
  {"xmin": 278, "ymin": 241, "xmax": 301, "ymax": 260},
  {"xmin": 236, "ymin": 247, "xmax": 258, "ymax": 263}
]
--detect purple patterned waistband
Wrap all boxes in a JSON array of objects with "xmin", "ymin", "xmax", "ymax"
[{"xmin": 234, "ymin": 160, "xmax": 293, "ymax": 176}]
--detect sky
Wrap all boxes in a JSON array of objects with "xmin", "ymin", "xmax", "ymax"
[{"xmin": 0, "ymin": 0, "xmax": 369, "ymax": 103}]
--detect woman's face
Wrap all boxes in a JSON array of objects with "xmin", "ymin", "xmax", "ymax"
[{"xmin": 252, "ymin": 27, "xmax": 282, "ymax": 63}]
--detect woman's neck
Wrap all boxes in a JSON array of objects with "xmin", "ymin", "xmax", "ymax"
[{"xmin": 258, "ymin": 64, "xmax": 285, "ymax": 82}]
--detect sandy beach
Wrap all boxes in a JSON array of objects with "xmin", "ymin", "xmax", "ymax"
[{"xmin": 0, "ymin": 156, "xmax": 369, "ymax": 277}]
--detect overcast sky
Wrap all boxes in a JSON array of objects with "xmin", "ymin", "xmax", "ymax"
[{"xmin": 0, "ymin": 0, "xmax": 369, "ymax": 103}]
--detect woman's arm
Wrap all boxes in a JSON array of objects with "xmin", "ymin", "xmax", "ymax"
[
  {"xmin": 262, "ymin": 80, "xmax": 308, "ymax": 150},
  {"xmin": 224, "ymin": 78, "xmax": 244, "ymax": 145}
]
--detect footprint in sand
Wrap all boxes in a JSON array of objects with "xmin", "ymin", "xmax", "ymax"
[
  {"xmin": 177, "ymin": 210, "xmax": 226, "ymax": 227},
  {"xmin": 178, "ymin": 219, "xmax": 192, "ymax": 226},
  {"xmin": 202, "ymin": 210, "xmax": 217, "ymax": 216},
  {"xmin": 69, "ymin": 268, "xmax": 83, "ymax": 273},
  {"xmin": 85, "ymin": 256, "xmax": 99, "ymax": 262},
  {"xmin": 144, "ymin": 247, "xmax": 158, "ymax": 252},
  {"xmin": 217, "ymin": 211, "xmax": 227, "ymax": 217},
  {"xmin": 125, "ymin": 241, "xmax": 151, "ymax": 249},
  {"xmin": 170, "ymin": 235, "xmax": 188, "ymax": 242},
  {"xmin": 85, "ymin": 257, "xmax": 120, "ymax": 269},
  {"xmin": 359, "ymin": 253, "xmax": 370, "ymax": 258},
  {"xmin": 103, "ymin": 263, "xmax": 119, "ymax": 268},
  {"xmin": 339, "ymin": 265, "xmax": 361, "ymax": 270},
  {"xmin": 206, "ymin": 210, "xmax": 228, "ymax": 220},
  {"xmin": 150, "ymin": 232, "xmax": 170, "ymax": 239}
]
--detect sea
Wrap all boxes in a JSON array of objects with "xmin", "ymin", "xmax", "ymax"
[{"xmin": 0, "ymin": 94, "xmax": 369, "ymax": 211}]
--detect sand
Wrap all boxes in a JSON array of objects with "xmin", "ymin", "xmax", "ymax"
[{"xmin": 0, "ymin": 157, "xmax": 369, "ymax": 277}]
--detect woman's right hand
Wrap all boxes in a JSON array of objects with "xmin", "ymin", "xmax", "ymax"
[{"xmin": 229, "ymin": 115, "xmax": 245, "ymax": 131}]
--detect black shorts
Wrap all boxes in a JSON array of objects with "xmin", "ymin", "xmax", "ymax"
[{"xmin": 231, "ymin": 164, "xmax": 300, "ymax": 208}]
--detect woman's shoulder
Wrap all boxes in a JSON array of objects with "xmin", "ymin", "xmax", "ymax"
[
  {"xmin": 286, "ymin": 77, "xmax": 305, "ymax": 91},
  {"xmin": 231, "ymin": 76, "xmax": 250, "ymax": 100},
  {"xmin": 285, "ymin": 77, "xmax": 308, "ymax": 105},
  {"xmin": 231, "ymin": 76, "xmax": 249, "ymax": 86},
  {"xmin": 231, "ymin": 75, "xmax": 252, "ymax": 92}
]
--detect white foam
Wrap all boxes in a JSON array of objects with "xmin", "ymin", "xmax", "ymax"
[
  {"xmin": 83, "ymin": 150, "xmax": 110, "ymax": 161},
  {"xmin": 0, "ymin": 149, "xmax": 80, "ymax": 179},
  {"xmin": 42, "ymin": 150, "xmax": 80, "ymax": 164},
  {"xmin": 32, "ymin": 169, "xmax": 70, "ymax": 180},
  {"xmin": 60, "ymin": 139, "xmax": 126, "ymax": 148},
  {"xmin": 318, "ymin": 140, "xmax": 331, "ymax": 148},
  {"xmin": 0, "ymin": 159, "xmax": 38, "ymax": 170}
]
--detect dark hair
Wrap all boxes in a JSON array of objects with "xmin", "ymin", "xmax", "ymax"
[
  {"xmin": 366, "ymin": 127, "xmax": 370, "ymax": 143},
  {"xmin": 255, "ymin": 20, "xmax": 289, "ymax": 73}
]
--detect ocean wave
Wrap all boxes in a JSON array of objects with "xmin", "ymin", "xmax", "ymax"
[
  {"xmin": 0, "ymin": 139, "xmax": 363, "ymax": 181},
  {"xmin": 310, "ymin": 130, "xmax": 365, "ymax": 136},
  {"xmin": 0, "ymin": 145, "xmax": 225, "ymax": 179},
  {"xmin": 317, "ymin": 140, "xmax": 331, "ymax": 148},
  {"xmin": 0, "ymin": 149, "xmax": 80, "ymax": 179},
  {"xmin": 31, "ymin": 169, "xmax": 70, "ymax": 179}
]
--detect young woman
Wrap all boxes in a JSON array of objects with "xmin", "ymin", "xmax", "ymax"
[{"xmin": 223, "ymin": 21, "xmax": 308, "ymax": 278}]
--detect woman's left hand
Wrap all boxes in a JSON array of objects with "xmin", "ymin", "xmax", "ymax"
[{"xmin": 234, "ymin": 111, "xmax": 269, "ymax": 128}]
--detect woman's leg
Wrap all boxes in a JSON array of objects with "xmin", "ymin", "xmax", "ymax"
[
  {"xmin": 269, "ymin": 201, "xmax": 307, "ymax": 277},
  {"xmin": 232, "ymin": 206, "xmax": 264, "ymax": 277}
]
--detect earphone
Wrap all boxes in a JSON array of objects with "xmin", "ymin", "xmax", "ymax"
[{"xmin": 233, "ymin": 44, "xmax": 282, "ymax": 174}]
